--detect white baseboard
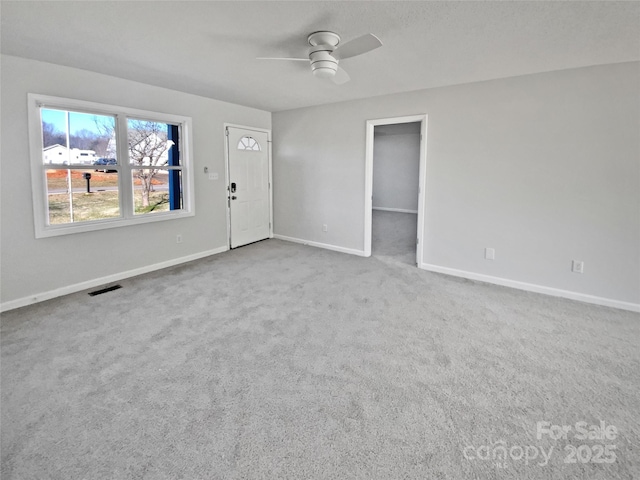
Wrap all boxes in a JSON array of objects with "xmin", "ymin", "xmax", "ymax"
[
  {"xmin": 273, "ymin": 234, "xmax": 367, "ymax": 257},
  {"xmin": 420, "ymin": 263, "xmax": 640, "ymax": 313},
  {"xmin": 7, "ymin": 243, "xmax": 634, "ymax": 314},
  {"xmin": 373, "ymin": 207, "xmax": 418, "ymax": 214},
  {"xmin": 0, "ymin": 246, "xmax": 229, "ymax": 312}
]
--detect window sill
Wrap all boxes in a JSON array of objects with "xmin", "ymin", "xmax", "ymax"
[{"xmin": 35, "ymin": 209, "xmax": 195, "ymax": 239}]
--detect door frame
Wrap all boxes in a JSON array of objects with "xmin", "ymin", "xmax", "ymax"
[
  {"xmin": 223, "ymin": 123, "xmax": 273, "ymax": 249},
  {"xmin": 364, "ymin": 114, "xmax": 428, "ymax": 265}
]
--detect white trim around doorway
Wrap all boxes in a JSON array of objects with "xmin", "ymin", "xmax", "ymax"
[
  {"xmin": 223, "ymin": 123, "xmax": 273, "ymax": 249},
  {"xmin": 364, "ymin": 114, "xmax": 428, "ymax": 264}
]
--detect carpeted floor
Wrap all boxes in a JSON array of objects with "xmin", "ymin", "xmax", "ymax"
[
  {"xmin": 372, "ymin": 209, "xmax": 417, "ymax": 266},
  {"xmin": 1, "ymin": 239, "xmax": 639, "ymax": 479}
]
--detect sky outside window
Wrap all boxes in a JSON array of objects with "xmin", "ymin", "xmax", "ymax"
[{"xmin": 42, "ymin": 109, "xmax": 106, "ymax": 135}]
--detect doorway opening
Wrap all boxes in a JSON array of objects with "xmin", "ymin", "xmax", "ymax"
[
  {"xmin": 364, "ymin": 115, "xmax": 427, "ymax": 266},
  {"xmin": 372, "ymin": 122, "xmax": 420, "ymax": 265}
]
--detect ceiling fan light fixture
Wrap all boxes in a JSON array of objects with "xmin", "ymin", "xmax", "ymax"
[
  {"xmin": 312, "ymin": 67, "xmax": 336, "ymax": 79},
  {"xmin": 309, "ymin": 48, "xmax": 338, "ymax": 79}
]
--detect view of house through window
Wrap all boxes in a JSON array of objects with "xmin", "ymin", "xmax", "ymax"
[
  {"xmin": 127, "ymin": 118, "xmax": 183, "ymax": 215},
  {"xmin": 40, "ymin": 108, "xmax": 183, "ymax": 226},
  {"xmin": 41, "ymin": 109, "xmax": 119, "ymax": 224}
]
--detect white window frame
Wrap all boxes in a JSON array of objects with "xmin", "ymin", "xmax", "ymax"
[{"xmin": 28, "ymin": 94, "xmax": 195, "ymax": 238}]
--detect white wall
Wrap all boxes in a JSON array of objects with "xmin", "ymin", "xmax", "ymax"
[
  {"xmin": 0, "ymin": 55, "xmax": 271, "ymax": 308},
  {"xmin": 373, "ymin": 123, "xmax": 420, "ymax": 212},
  {"xmin": 273, "ymin": 62, "xmax": 640, "ymax": 308}
]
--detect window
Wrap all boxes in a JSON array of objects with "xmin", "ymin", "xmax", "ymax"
[
  {"xmin": 237, "ymin": 135, "xmax": 261, "ymax": 151},
  {"xmin": 28, "ymin": 94, "xmax": 194, "ymax": 238}
]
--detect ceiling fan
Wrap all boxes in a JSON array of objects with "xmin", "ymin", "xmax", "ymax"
[{"xmin": 258, "ymin": 31, "xmax": 383, "ymax": 85}]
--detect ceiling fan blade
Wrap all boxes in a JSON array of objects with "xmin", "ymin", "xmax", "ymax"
[
  {"xmin": 333, "ymin": 33, "xmax": 382, "ymax": 60},
  {"xmin": 256, "ymin": 57, "xmax": 308, "ymax": 62},
  {"xmin": 332, "ymin": 66, "xmax": 350, "ymax": 85}
]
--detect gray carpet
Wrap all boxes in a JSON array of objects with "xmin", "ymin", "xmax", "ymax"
[
  {"xmin": 2, "ymin": 239, "xmax": 639, "ymax": 480},
  {"xmin": 372, "ymin": 209, "xmax": 417, "ymax": 266}
]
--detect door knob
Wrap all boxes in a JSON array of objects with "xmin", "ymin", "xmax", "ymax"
[{"xmin": 231, "ymin": 196, "xmax": 237, "ymax": 200}]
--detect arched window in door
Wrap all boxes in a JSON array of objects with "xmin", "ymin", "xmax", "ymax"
[{"xmin": 237, "ymin": 136, "xmax": 261, "ymax": 151}]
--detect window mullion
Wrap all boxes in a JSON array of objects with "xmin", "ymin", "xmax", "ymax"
[{"xmin": 116, "ymin": 114, "xmax": 132, "ymax": 219}]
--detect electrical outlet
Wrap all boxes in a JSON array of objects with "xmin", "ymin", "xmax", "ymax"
[
  {"xmin": 322, "ymin": 224, "xmax": 328, "ymax": 232},
  {"xmin": 572, "ymin": 260, "xmax": 584, "ymax": 274},
  {"xmin": 176, "ymin": 234, "xmax": 183, "ymax": 244},
  {"xmin": 485, "ymin": 247, "xmax": 495, "ymax": 260}
]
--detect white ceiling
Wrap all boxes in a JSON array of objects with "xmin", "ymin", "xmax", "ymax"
[{"xmin": 2, "ymin": 1, "xmax": 639, "ymax": 112}]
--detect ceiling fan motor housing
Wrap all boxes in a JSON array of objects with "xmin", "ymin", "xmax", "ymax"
[
  {"xmin": 309, "ymin": 46, "xmax": 338, "ymax": 78},
  {"xmin": 308, "ymin": 31, "xmax": 340, "ymax": 78}
]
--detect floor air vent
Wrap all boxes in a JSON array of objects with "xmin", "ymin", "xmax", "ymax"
[{"xmin": 88, "ymin": 285, "xmax": 122, "ymax": 296}]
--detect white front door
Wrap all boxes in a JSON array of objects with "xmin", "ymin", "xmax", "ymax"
[{"xmin": 226, "ymin": 126, "xmax": 271, "ymax": 248}]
